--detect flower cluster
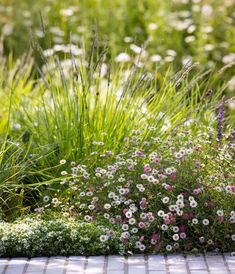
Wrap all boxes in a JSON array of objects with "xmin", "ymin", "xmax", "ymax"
[{"xmin": 40, "ymin": 128, "xmax": 235, "ymax": 255}]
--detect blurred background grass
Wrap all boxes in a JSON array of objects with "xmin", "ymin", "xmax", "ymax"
[{"xmin": 0, "ymin": 0, "xmax": 235, "ymax": 68}]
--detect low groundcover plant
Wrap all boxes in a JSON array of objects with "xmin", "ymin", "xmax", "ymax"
[{"xmin": 1, "ymin": 126, "xmax": 232, "ymax": 257}]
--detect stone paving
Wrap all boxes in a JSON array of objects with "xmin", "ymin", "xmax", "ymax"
[{"xmin": 0, "ymin": 253, "xmax": 234, "ymax": 274}]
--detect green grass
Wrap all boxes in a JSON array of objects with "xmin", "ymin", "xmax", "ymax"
[
  {"xmin": 0, "ymin": 0, "xmax": 234, "ymax": 256},
  {"xmin": 0, "ymin": 50, "xmax": 232, "ymax": 219},
  {"xmin": 1, "ymin": 0, "xmax": 235, "ymax": 74}
]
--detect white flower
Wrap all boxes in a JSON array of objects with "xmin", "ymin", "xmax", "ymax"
[
  {"xmin": 100, "ymin": 235, "xmax": 108, "ymax": 242},
  {"xmin": 176, "ymin": 200, "xmax": 184, "ymax": 208},
  {"xmin": 165, "ymin": 168, "xmax": 172, "ymax": 175},
  {"xmin": 119, "ymin": 188, "xmax": 126, "ymax": 195},
  {"xmin": 122, "ymin": 224, "xmax": 129, "ymax": 231},
  {"xmin": 188, "ymin": 196, "xmax": 194, "ymax": 202},
  {"xmin": 231, "ymin": 235, "xmax": 235, "ymax": 241},
  {"xmin": 190, "ymin": 201, "xmax": 198, "ymax": 208},
  {"xmin": 139, "ymin": 244, "xmax": 146, "ymax": 251},
  {"xmin": 121, "ymin": 232, "xmax": 130, "ymax": 238},
  {"xmin": 84, "ymin": 215, "xmax": 92, "ymax": 222},
  {"xmin": 95, "ymin": 173, "xmax": 102, "ymax": 177},
  {"xmin": 130, "ymin": 44, "xmax": 142, "ymax": 54},
  {"xmin": 115, "ymin": 52, "xmax": 131, "ymax": 63},
  {"xmin": 217, "ymin": 210, "xmax": 224, "ymax": 216},
  {"xmin": 147, "ymin": 176, "xmax": 155, "ymax": 182},
  {"xmin": 131, "ymin": 228, "xmax": 138, "ymax": 233},
  {"xmin": 222, "ymin": 53, "xmax": 235, "ymax": 64},
  {"xmin": 108, "ymin": 192, "xmax": 115, "ymax": 198},
  {"xmin": 148, "ymin": 23, "xmax": 158, "ymax": 30},
  {"xmin": 173, "ymin": 234, "xmax": 179, "ymax": 241},
  {"xmin": 43, "ymin": 196, "xmax": 49, "ymax": 203},
  {"xmin": 88, "ymin": 205, "xmax": 95, "ymax": 210},
  {"xmin": 172, "ymin": 226, "xmax": 179, "ymax": 233},
  {"xmin": 61, "ymin": 171, "xmax": 68, "ymax": 176},
  {"xmin": 177, "ymin": 194, "xmax": 184, "ymax": 200},
  {"xmin": 215, "ymin": 186, "xmax": 222, "ymax": 192},
  {"xmin": 100, "ymin": 169, "xmax": 107, "ymax": 174},
  {"xmin": 202, "ymin": 219, "xmax": 210, "ymax": 225},
  {"xmin": 162, "ymin": 197, "xmax": 170, "ymax": 204},
  {"xmin": 161, "ymin": 224, "xmax": 168, "ymax": 231},
  {"xmin": 129, "ymin": 218, "xmax": 136, "ymax": 225},
  {"xmin": 125, "ymin": 211, "xmax": 133, "ymax": 219},
  {"xmin": 169, "ymin": 205, "xmax": 176, "ymax": 211},
  {"xmin": 104, "ymin": 204, "xmax": 111, "ymax": 210},
  {"xmin": 158, "ymin": 210, "xmax": 165, "ymax": 217},
  {"xmin": 192, "ymin": 218, "xmax": 198, "ymax": 224},
  {"xmin": 104, "ymin": 213, "xmax": 110, "ymax": 219},
  {"xmin": 140, "ymin": 213, "xmax": 147, "ymax": 219},
  {"xmin": 141, "ymin": 174, "xmax": 148, "ymax": 180},
  {"xmin": 51, "ymin": 198, "xmax": 59, "ymax": 204},
  {"xmin": 109, "ymin": 218, "xmax": 115, "ymax": 224},
  {"xmin": 177, "ymin": 210, "xmax": 183, "ymax": 216},
  {"xmin": 207, "ymin": 239, "xmax": 213, "ymax": 245},
  {"xmin": 150, "ymin": 54, "xmax": 162, "ymax": 62},
  {"xmin": 166, "ymin": 245, "xmax": 172, "ymax": 251},
  {"xmin": 59, "ymin": 159, "xmax": 66, "ymax": 164}
]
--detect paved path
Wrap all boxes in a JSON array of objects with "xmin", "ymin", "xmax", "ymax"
[{"xmin": 0, "ymin": 253, "xmax": 234, "ymax": 274}]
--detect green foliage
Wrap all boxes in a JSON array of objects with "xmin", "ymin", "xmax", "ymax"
[
  {"xmin": 0, "ymin": 0, "xmax": 234, "ymax": 256},
  {"xmin": 8, "ymin": 127, "xmax": 232, "ymax": 256},
  {"xmin": 0, "ymin": 215, "xmax": 115, "ymax": 257}
]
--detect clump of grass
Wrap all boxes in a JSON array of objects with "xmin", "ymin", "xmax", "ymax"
[
  {"xmin": 0, "ymin": 42, "xmax": 233, "ymax": 221},
  {"xmin": 11, "ymin": 53, "xmax": 224, "ymax": 172}
]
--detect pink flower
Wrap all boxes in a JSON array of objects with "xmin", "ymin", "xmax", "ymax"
[
  {"xmin": 165, "ymin": 185, "xmax": 173, "ymax": 192},
  {"xmin": 116, "ymin": 217, "xmax": 122, "ymax": 224},
  {"xmin": 166, "ymin": 213, "xmax": 176, "ymax": 224},
  {"xmin": 182, "ymin": 212, "xmax": 193, "ymax": 220},
  {"xmin": 139, "ymin": 236, "xmax": 145, "ymax": 241},
  {"xmin": 180, "ymin": 232, "xmax": 186, "ymax": 239},
  {"xmin": 140, "ymin": 198, "xmax": 148, "ymax": 209},
  {"xmin": 167, "ymin": 212, "xmax": 173, "ymax": 218},
  {"xmin": 151, "ymin": 234, "xmax": 160, "ymax": 241},
  {"xmin": 144, "ymin": 164, "xmax": 151, "ymax": 173},
  {"xmin": 193, "ymin": 188, "xmax": 201, "ymax": 195},
  {"xmin": 179, "ymin": 224, "xmax": 187, "ymax": 232},
  {"xmin": 171, "ymin": 174, "xmax": 177, "ymax": 180},
  {"xmin": 218, "ymin": 216, "xmax": 224, "ymax": 222},
  {"xmin": 135, "ymin": 150, "xmax": 144, "ymax": 157},
  {"xmin": 135, "ymin": 150, "xmax": 145, "ymax": 157},
  {"xmin": 138, "ymin": 222, "xmax": 146, "ymax": 229},
  {"xmin": 164, "ymin": 218, "xmax": 171, "ymax": 225},
  {"xmin": 153, "ymin": 157, "xmax": 161, "ymax": 164},
  {"xmin": 159, "ymin": 174, "xmax": 166, "ymax": 180},
  {"xmin": 123, "ymin": 208, "xmax": 128, "ymax": 214},
  {"xmin": 121, "ymin": 237, "xmax": 129, "ymax": 244},
  {"xmin": 195, "ymin": 160, "xmax": 202, "ymax": 169}
]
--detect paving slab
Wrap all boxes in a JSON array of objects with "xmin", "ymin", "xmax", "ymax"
[{"xmin": 0, "ymin": 254, "xmax": 234, "ymax": 274}]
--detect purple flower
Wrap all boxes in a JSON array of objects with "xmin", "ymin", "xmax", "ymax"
[{"xmin": 216, "ymin": 97, "xmax": 225, "ymax": 142}]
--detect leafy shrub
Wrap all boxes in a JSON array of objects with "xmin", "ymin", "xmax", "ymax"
[{"xmin": 0, "ymin": 214, "xmax": 118, "ymax": 257}]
